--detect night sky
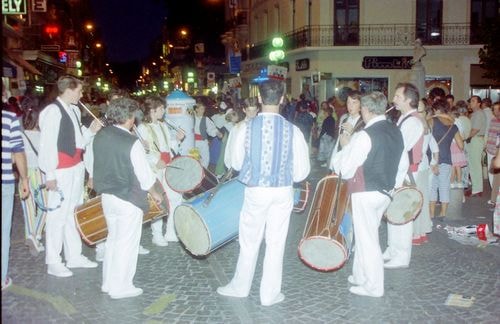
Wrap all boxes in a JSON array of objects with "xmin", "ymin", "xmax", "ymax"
[{"xmin": 89, "ymin": 0, "xmax": 225, "ymax": 88}]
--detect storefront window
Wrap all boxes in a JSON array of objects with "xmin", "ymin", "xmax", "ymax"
[{"xmin": 334, "ymin": 77, "xmax": 388, "ymax": 102}]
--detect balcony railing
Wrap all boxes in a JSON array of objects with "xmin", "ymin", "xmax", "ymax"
[{"xmin": 249, "ymin": 23, "xmax": 483, "ymax": 60}]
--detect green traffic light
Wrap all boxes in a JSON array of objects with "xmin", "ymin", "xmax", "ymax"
[{"xmin": 272, "ymin": 37, "xmax": 284, "ymax": 48}]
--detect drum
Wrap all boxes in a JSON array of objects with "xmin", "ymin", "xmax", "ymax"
[
  {"xmin": 385, "ymin": 186, "xmax": 423, "ymax": 225},
  {"xmin": 298, "ymin": 175, "xmax": 352, "ymax": 272},
  {"xmin": 74, "ymin": 193, "xmax": 168, "ymax": 245},
  {"xmin": 293, "ymin": 181, "xmax": 311, "ymax": 213},
  {"xmin": 174, "ymin": 179, "xmax": 245, "ymax": 256},
  {"xmin": 164, "ymin": 155, "xmax": 204, "ymax": 193},
  {"xmin": 182, "ymin": 168, "xmax": 219, "ymax": 200}
]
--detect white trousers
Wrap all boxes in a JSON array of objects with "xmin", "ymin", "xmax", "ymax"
[
  {"xmin": 229, "ymin": 186, "xmax": 293, "ymax": 305},
  {"xmin": 45, "ymin": 163, "xmax": 85, "ymax": 265},
  {"xmin": 468, "ymin": 136, "xmax": 485, "ymax": 194},
  {"xmin": 351, "ymin": 192, "xmax": 390, "ymax": 296},
  {"xmin": 151, "ymin": 169, "xmax": 182, "ymax": 239},
  {"xmin": 195, "ymin": 139, "xmax": 210, "ymax": 168},
  {"xmin": 413, "ymin": 169, "xmax": 433, "ymax": 236},
  {"xmin": 101, "ymin": 194, "xmax": 142, "ymax": 295}
]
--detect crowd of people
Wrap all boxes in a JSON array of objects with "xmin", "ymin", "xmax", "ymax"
[{"xmin": 2, "ymin": 75, "xmax": 499, "ymax": 304}]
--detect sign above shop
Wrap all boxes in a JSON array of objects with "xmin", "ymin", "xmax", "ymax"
[
  {"xmin": 295, "ymin": 58, "xmax": 310, "ymax": 71},
  {"xmin": 362, "ymin": 56, "xmax": 412, "ymax": 69},
  {"xmin": 2, "ymin": 0, "xmax": 26, "ymax": 14}
]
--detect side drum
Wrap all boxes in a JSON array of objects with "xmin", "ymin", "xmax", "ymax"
[
  {"xmin": 75, "ymin": 192, "xmax": 168, "ymax": 245},
  {"xmin": 174, "ymin": 179, "xmax": 245, "ymax": 257}
]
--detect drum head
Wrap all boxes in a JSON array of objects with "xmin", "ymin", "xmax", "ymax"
[
  {"xmin": 174, "ymin": 204, "xmax": 210, "ymax": 256},
  {"xmin": 385, "ymin": 187, "xmax": 423, "ymax": 225},
  {"xmin": 165, "ymin": 156, "xmax": 204, "ymax": 193},
  {"xmin": 298, "ymin": 236, "xmax": 347, "ymax": 272}
]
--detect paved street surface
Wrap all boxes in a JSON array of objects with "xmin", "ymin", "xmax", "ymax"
[{"xmin": 2, "ymin": 160, "xmax": 500, "ymax": 323}]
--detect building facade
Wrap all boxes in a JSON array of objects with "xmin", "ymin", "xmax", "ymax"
[{"xmin": 223, "ymin": 0, "xmax": 499, "ymax": 103}]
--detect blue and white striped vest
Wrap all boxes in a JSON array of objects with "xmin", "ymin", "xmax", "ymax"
[{"xmin": 238, "ymin": 114, "xmax": 294, "ymax": 187}]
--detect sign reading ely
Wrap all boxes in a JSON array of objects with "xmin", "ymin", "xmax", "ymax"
[{"xmin": 2, "ymin": 0, "xmax": 26, "ymax": 14}]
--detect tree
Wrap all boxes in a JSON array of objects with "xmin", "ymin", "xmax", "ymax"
[{"xmin": 478, "ymin": 17, "xmax": 500, "ymax": 83}]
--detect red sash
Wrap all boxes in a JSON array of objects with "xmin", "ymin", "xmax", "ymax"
[
  {"xmin": 195, "ymin": 134, "xmax": 203, "ymax": 141},
  {"xmin": 160, "ymin": 152, "xmax": 171, "ymax": 164},
  {"xmin": 57, "ymin": 148, "xmax": 83, "ymax": 169}
]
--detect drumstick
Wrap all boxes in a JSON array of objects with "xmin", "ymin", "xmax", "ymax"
[
  {"xmin": 164, "ymin": 118, "xmax": 186, "ymax": 136},
  {"xmin": 385, "ymin": 105, "xmax": 396, "ymax": 114},
  {"xmin": 132, "ymin": 125, "xmax": 152, "ymax": 153},
  {"xmin": 78, "ymin": 101, "xmax": 105, "ymax": 127}
]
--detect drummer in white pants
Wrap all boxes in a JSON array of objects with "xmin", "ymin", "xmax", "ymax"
[
  {"xmin": 194, "ymin": 103, "xmax": 221, "ymax": 168},
  {"xmin": 217, "ymin": 79, "xmax": 310, "ymax": 306},
  {"xmin": 93, "ymin": 97, "xmax": 162, "ymax": 299},
  {"xmin": 332, "ymin": 91, "xmax": 406, "ymax": 297},
  {"xmin": 137, "ymin": 96, "xmax": 185, "ymax": 246},
  {"xmin": 383, "ymin": 83, "xmax": 425, "ymax": 269}
]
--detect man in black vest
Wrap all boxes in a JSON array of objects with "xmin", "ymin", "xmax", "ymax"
[
  {"xmin": 332, "ymin": 91, "xmax": 405, "ymax": 297},
  {"xmin": 38, "ymin": 76, "xmax": 102, "ymax": 278},
  {"xmin": 93, "ymin": 97, "xmax": 162, "ymax": 299}
]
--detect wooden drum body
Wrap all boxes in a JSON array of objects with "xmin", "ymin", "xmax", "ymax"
[
  {"xmin": 298, "ymin": 175, "xmax": 353, "ymax": 272},
  {"xmin": 75, "ymin": 194, "xmax": 168, "ymax": 245}
]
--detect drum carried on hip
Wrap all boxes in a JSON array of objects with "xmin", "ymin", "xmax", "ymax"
[
  {"xmin": 182, "ymin": 168, "xmax": 219, "ymax": 201},
  {"xmin": 74, "ymin": 183, "xmax": 169, "ymax": 245},
  {"xmin": 384, "ymin": 186, "xmax": 423, "ymax": 225},
  {"xmin": 174, "ymin": 179, "xmax": 245, "ymax": 257},
  {"xmin": 298, "ymin": 175, "xmax": 353, "ymax": 272}
]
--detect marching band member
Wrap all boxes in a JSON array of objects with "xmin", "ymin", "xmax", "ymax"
[
  {"xmin": 332, "ymin": 91, "xmax": 405, "ymax": 297},
  {"xmin": 383, "ymin": 83, "xmax": 425, "ymax": 269},
  {"xmin": 93, "ymin": 97, "xmax": 162, "ymax": 299},
  {"xmin": 217, "ymin": 79, "xmax": 310, "ymax": 306},
  {"xmin": 38, "ymin": 75, "xmax": 101, "ymax": 277},
  {"xmin": 136, "ymin": 96, "xmax": 184, "ymax": 245}
]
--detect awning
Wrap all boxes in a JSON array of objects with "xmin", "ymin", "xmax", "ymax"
[{"xmin": 4, "ymin": 51, "xmax": 42, "ymax": 75}]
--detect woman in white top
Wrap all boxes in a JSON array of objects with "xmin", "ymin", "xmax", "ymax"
[
  {"xmin": 328, "ymin": 90, "xmax": 365, "ymax": 170},
  {"xmin": 136, "ymin": 96, "xmax": 185, "ymax": 246},
  {"xmin": 18, "ymin": 96, "xmax": 46, "ymax": 255}
]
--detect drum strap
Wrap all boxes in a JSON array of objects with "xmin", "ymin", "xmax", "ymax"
[
  {"xmin": 378, "ymin": 189, "xmax": 393, "ymax": 201},
  {"xmin": 146, "ymin": 123, "xmax": 173, "ymax": 155}
]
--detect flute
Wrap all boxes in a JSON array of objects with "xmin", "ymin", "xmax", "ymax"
[
  {"xmin": 78, "ymin": 101, "xmax": 105, "ymax": 127},
  {"xmin": 385, "ymin": 105, "xmax": 396, "ymax": 114}
]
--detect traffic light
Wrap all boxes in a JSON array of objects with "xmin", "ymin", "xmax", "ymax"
[{"xmin": 269, "ymin": 36, "xmax": 285, "ymax": 62}]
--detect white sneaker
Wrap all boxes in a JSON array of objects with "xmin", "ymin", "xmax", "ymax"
[
  {"xmin": 47, "ymin": 263, "xmax": 73, "ymax": 277},
  {"xmin": 66, "ymin": 256, "xmax": 98, "ymax": 269},
  {"xmin": 165, "ymin": 234, "xmax": 179, "ymax": 242},
  {"xmin": 95, "ymin": 248, "xmax": 105, "ymax": 262},
  {"xmin": 450, "ymin": 183, "xmax": 457, "ymax": 189},
  {"xmin": 110, "ymin": 287, "xmax": 143, "ymax": 299},
  {"xmin": 152, "ymin": 235, "xmax": 168, "ymax": 247},
  {"xmin": 349, "ymin": 286, "xmax": 382, "ymax": 298},
  {"xmin": 138, "ymin": 245, "xmax": 150, "ymax": 255},
  {"xmin": 261, "ymin": 293, "xmax": 285, "ymax": 306},
  {"xmin": 216, "ymin": 284, "xmax": 247, "ymax": 298}
]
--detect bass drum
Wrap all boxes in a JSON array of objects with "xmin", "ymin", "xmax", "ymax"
[
  {"xmin": 385, "ymin": 186, "xmax": 423, "ymax": 225},
  {"xmin": 174, "ymin": 179, "xmax": 245, "ymax": 257}
]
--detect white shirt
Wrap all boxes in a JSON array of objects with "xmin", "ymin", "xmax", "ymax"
[
  {"xmin": 226, "ymin": 112, "xmax": 310, "ymax": 183},
  {"xmin": 333, "ymin": 115, "xmax": 409, "ymax": 188},
  {"xmin": 137, "ymin": 122, "xmax": 179, "ymax": 169},
  {"xmin": 38, "ymin": 98, "xmax": 95, "ymax": 181},
  {"xmin": 194, "ymin": 116, "xmax": 218, "ymax": 139}
]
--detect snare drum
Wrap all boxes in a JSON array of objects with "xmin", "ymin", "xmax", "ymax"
[
  {"xmin": 293, "ymin": 181, "xmax": 311, "ymax": 213},
  {"xmin": 385, "ymin": 186, "xmax": 423, "ymax": 225},
  {"xmin": 298, "ymin": 175, "xmax": 352, "ymax": 272},
  {"xmin": 74, "ymin": 193, "xmax": 168, "ymax": 245},
  {"xmin": 174, "ymin": 179, "xmax": 245, "ymax": 256},
  {"xmin": 164, "ymin": 155, "xmax": 205, "ymax": 193}
]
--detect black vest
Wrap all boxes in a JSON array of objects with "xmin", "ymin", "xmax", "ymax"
[
  {"xmin": 93, "ymin": 126, "xmax": 149, "ymax": 213},
  {"xmin": 348, "ymin": 120, "xmax": 404, "ymax": 193},
  {"xmin": 54, "ymin": 100, "xmax": 77, "ymax": 156}
]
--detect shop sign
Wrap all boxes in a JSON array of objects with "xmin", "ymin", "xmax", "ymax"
[
  {"xmin": 32, "ymin": 0, "xmax": 46, "ymax": 12},
  {"xmin": 295, "ymin": 58, "xmax": 309, "ymax": 71},
  {"xmin": 2, "ymin": 0, "xmax": 26, "ymax": 14},
  {"xmin": 362, "ymin": 56, "xmax": 412, "ymax": 69}
]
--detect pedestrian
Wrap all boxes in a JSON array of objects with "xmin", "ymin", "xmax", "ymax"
[
  {"xmin": 93, "ymin": 97, "xmax": 162, "ymax": 299},
  {"xmin": 136, "ymin": 96, "xmax": 184, "ymax": 246},
  {"xmin": 383, "ymin": 82, "xmax": 425, "ymax": 269},
  {"xmin": 466, "ymin": 96, "xmax": 486, "ymax": 197},
  {"xmin": 38, "ymin": 75, "xmax": 101, "ymax": 277},
  {"xmin": 317, "ymin": 104, "xmax": 335, "ymax": 165},
  {"xmin": 2, "ymin": 110, "xmax": 30, "ymax": 290},
  {"xmin": 217, "ymin": 79, "xmax": 310, "ymax": 306},
  {"xmin": 18, "ymin": 95, "xmax": 47, "ymax": 255},
  {"xmin": 332, "ymin": 91, "xmax": 404, "ymax": 297},
  {"xmin": 428, "ymin": 99, "xmax": 464, "ymax": 220}
]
